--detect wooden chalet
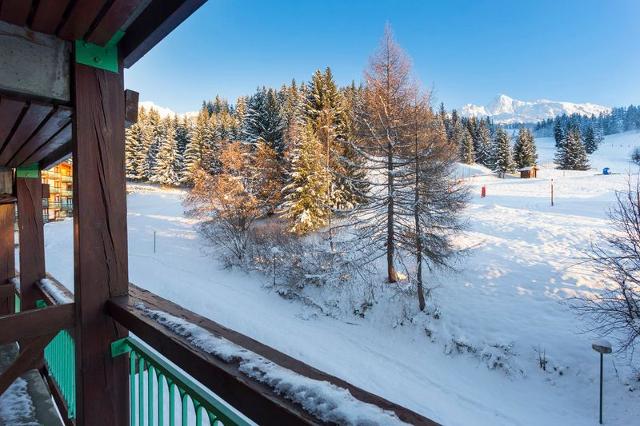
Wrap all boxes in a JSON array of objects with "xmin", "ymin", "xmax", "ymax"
[
  {"xmin": 0, "ymin": 1, "xmax": 436, "ymax": 425},
  {"xmin": 519, "ymin": 166, "xmax": 539, "ymax": 179}
]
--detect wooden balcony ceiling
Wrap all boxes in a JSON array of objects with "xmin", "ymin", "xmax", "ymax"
[{"xmin": 0, "ymin": 0, "xmax": 205, "ymax": 169}]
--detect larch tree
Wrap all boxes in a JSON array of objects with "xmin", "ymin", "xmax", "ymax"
[{"xmin": 354, "ymin": 24, "xmax": 417, "ymax": 283}]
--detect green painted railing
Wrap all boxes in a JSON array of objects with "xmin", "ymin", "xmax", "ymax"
[
  {"xmin": 14, "ymin": 291, "xmax": 20, "ymax": 313},
  {"xmin": 112, "ymin": 337, "xmax": 253, "ymax": 426},
  {"xmin": 31, "ymin": 298, "xmax": 77, "ymax": 419},
  {"xmin": 44, "ymin": 330, "xmax": 76, "ymax": 419}
]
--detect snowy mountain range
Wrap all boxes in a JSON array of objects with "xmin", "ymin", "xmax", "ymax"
[
  {"xmin": 139, "ymin": 101, "xmax": 198, "ymax": 119},
  {"xmin": 461, "ymin": 94, "xmax": 610, "ymax": 124}
]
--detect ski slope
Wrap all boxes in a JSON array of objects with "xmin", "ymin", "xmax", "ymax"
[{"xmin": 43, "ymin": 131, "xmax": 640, "ymax": 425}]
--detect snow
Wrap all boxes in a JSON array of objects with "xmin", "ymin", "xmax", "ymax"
[
  {"xmin": 0, "ymin": 378, "xmax": 39, "ymax": 426},
  {"xmin": 462, "ymin": 94, "xmax": 610, "ymax": 124},
  {"xmin": 38, "ymin": 278, "xmax": 72, "ymax": 304},
  {"xmin": 42, "ymin": 132, "xmax": 640, "ymax": 425},
  {"xmin": 138, "ymin": 101, "xmax": 198, "ymax": 119},
  {"xmin": 137, "ymin": 303, "xmax": 409, "ymax": 425}
]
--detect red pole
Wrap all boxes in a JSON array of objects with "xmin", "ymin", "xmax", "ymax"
[
  {"xmin": 551, "ymin": 180, "xmax": 554, "ymax": 207},
  {"xmin": 481, "ymin": 185, "xmax": 486, "ymax": 198}
]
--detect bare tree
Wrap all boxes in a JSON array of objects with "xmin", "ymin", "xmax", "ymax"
[{"xmin": 574, "ymin": 177, "xmax": 640, "ymax": 354}]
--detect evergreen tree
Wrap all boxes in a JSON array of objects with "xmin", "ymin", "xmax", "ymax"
[
  {"xmin": 555, "ymin": 128, "xmax": 590, "ymax": 170},
  {"xmin": 281, "ymin": 123, "xmax": 331, "ymax": 234},
  {"xmin": 181, "ymin": 108, "xmax": 215, "ymax": 184},
  {"xmin": 553, "ymin": 119, "xmax": 565, "ymax": 148},
  {"xmin": 492, "ymin": 128, "xmax": 515, "ymax": 177},
  {"xmin": 125, "ymin": 122, "xmax": 143, "ymax": 180},
  {"xmin": 583, "ymin": 125, "xmax": 598, "ymax": 154},
  {"xmin": 243, "ymin": 87, "xmax": 285, "ymax": 155},
  {"xmin": 475, "ymin": 120, "xmax": 492, "ymax": 167},
  {"xmin": 513, "ymin": 127, "xmax": 537, "ymax": 169},
  {"xmin": 459, "ymin": 129, "xmax": 475, "ymax": 164},
  {"xmin": 150, "ymin": 118, "xmax": 180, "ymax": 186}
]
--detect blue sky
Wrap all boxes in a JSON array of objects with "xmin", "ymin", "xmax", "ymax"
[{"xmin": 125, "ymin": 0, "xmax": 640, "ymax": 113}]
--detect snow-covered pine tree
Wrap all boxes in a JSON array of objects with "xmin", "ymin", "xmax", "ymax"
[
  {"xmin": 513, "ymin": 127, "xmax": 537, "ymax": 169},
  {"xmin": 492, "ymin": 128, "xmax": 515, "ymax": 177},
  {"xmin": 181, "ymin": 108, "xmax": 214, "ymax": 185},
  {"xmin": 243, "ymin": 87, "xmax": 285, "ymax": 155},
  {"xmin": 125, "ymin": 122, "xmax": 143, "ymax": 180},
  {"xmin": 145, "ymin": 108, "xmax": 163, "ymax": 180},
  {"xmin": 475, "ymin": 119, "xmax": 492, "ymax": 167},
  {"xmin": 553, "ymin": 119, "xmax": 565, "ymax": 148},
  {"xmin": 555, "ymin": 127, "xmax": 590, "ymax": 170},
  {"xmin": 251, "ymin": 140, "xmax": 284, "ymax": 215},
  {"xmin": 583, "ymin": 125, "xmax": 598, "ymax": 154},
  {"xmin": 175, "ymin": 115, "xmax": 191, "ymax": 182},
  {"xmin": 150, "ymin": 118, "xmax": 179, "ymax": 186},
  {"xmin": 281, "ymin": 122, "xmax": 331, "ymax": 235},
  {"xmin": 459, "ymin": 128, "xmax": 475, "ymax": 164}
]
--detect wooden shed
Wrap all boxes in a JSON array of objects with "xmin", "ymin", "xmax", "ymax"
[{"xmin": 519, "ymin": 165, "xmax": 539, "ymax": 179}]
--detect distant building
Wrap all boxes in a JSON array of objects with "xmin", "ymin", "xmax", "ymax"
[
  {"xmin": 519, "ymin": 165, "xmax": 539, "ymax": 179},
  {"xmin": 41, "ymin": 161, "xmax": 72, "ymax": 222}
]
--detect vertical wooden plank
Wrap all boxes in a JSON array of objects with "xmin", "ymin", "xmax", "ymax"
[
  {"xmin": 17, "ymin": 173, "xmax": 45, "ymax": 310},
  {"xmin": 0, "ymin": 201, "xmax": 15, "ymax": 315},
  {"xmin": 73, "ymin": 60, "xmax": 129, "ymax": 425},
  {"xmin": 31, "ymin": 0, "xmax": 72, "ymax": 34}
]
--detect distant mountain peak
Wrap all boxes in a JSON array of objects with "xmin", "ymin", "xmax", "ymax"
[{"xmin": 461, "ymin": 94, "xmax": 610, "ymax": 124}]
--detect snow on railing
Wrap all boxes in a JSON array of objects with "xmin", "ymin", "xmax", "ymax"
[{"xmin": 135, "ymin": 302, "xmax": 411, "ymax": 426}]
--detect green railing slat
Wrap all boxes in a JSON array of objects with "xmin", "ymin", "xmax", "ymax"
[
  {"xmin": 138, "ymin": 357, "xmax": 144, "ymax": 426},
  {"xmin": 130, "ymin": 351, "xmax": 136, "ymax": 426},
  {"xmin": 169, "ymin": 382, "xmax": 176, "ymax": 426},
  {"xmin": 158, "ymin": 374, "xmax": 165, "ymax": 425},
  {"xmin": 148, "ymin": 366, "xmax": 154, "ymax": 426}
]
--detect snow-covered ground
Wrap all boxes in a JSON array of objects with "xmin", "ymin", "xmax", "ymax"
[{"xmin": 43, "ymin": 131, "xmax": 640, "ymax": 425}]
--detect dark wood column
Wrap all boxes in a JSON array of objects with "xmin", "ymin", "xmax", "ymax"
[
  {"xmin": 0, "ymin": 202, "xmax": 15, "ymax": 314},
  {"xmin": 72, "ymin": 60, "xmax": 129, "ymax": 425},
  {"xmin": 16, "ymin": 173, "xmax": 45, "ymax": 310}
]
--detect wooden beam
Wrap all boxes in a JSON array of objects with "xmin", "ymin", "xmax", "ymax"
[
  {"xmin": 72, "ymin": 60, "xmax": 129, "ymax": 425},
  {"xmin": 0, "ymin": 333, "xmax": 54, "ymax": 397},
  {"xmin": 17, "ymin": 173, "xmax": 45, "ymax": 310},
  {"xmin": 27, "ymin": 125, "xmax": 72, "ymax": 169},
  {"xmin": 57, "ymin": 0, "xmax": 109, "ymax": 41},
  {"xmin": 0, "ymin": 303, "xmax": 74, "ymax": 346},
  {"xmin": 0, "ymin": 96, "xmax": 26, "ymax": 150},
  {"xmin": 86, "ymin": 0, "xmax": 148, "ymax": 46},
  {"xmin": 124, "ymin": 89, "xmax": 139, "ymax": 128},
  {"xmin": 31, "ymin": 0, "xmax": 72, "ymax": 34},
  {"xmin": 0, "ymin": 202, "xmax": 14, "ymax": 285},
  {"xmin": 0, "ymin": 103, "xmax": 53, "ymax": 166},
  {"xmin": 120, "ymin": 0, "xmax": 206, "ymax": 68},
  {"xmin": 0, "ymin": 21, "xmax": 71, "ymax": 102},
  {"xmin": 0, "ymin": 0, "xmax": 33, "ymax": 27}
]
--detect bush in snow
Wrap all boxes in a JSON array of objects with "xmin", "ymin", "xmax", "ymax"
[{"xmin": 573, "ymin": 177, "xmax": 640, "ymax": 355}]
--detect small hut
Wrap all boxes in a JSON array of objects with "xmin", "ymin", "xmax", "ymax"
[{"xmin": 519, "ymin": 165, "xmax": 539, "ymax": 179}]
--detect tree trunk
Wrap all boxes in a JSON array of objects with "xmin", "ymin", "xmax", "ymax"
[{"xmin": 387, "ymin": 139, "xmax": 397, "ymax": 283}]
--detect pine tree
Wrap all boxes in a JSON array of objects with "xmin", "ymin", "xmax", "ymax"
[
  {"xmin": 555, "ymin": 128, "xmax": 590, "ymax": 170},
  {"xmin": 492, "ymin": 128, "xmax": 515, "ymax": 177},
  {"xmin": 513, "ymin": 127, "xmax": 537, "ymax": 169},
  {"xmin": 125, "ymin": 122, "xmax": 143, "ymax": 180},
  {"xmin": 150, "ymin": 118, "xmax": 179, "ymax": 186},
  {"xmin": 181, "ymin": 108, "xmax": 215, "ymax": 184},
  {"xmin": 145, "ymin": 108, "xmax": 163, "ymax": 180},
  {"xmin": 281, "ymin": 123, "xmax": 331, "ymax": 235},
  {"xmin": 459, "ymin": 128, "xmax": 475, "ymax": 164},
  {"xmin": 583, "ymin": 125, "xmax": 598, "ymax": 154},
  {"xmin": 243, "ymin": 87, "xmax": 285, "ymax": 155},
  {"xmin": 553, "ymin": 119, "xmax": 565, "ymax": 148},
  {"xmin": 475, "ymin": 120, "xmax": 492, "ymax": 167}
]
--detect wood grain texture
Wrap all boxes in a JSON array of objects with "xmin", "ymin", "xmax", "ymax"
[
  {"xmin": 0, "ymin": 303, "xmax": 74, "ymax": 346},
  {"xmin": 0, "ymin": 0, "xmax": 33, "ymax": 27},
  {"xmin": 26, "ymin": 123, "xmax": 72, "ymax": 168},
  {"xmin": 107, "ymin": 285, "xmax": 439, "ymax": 426},
  {"xmin": 0, "ymin": 284, "xmax": 13, "ymax": 315},
  {"xmin": 30, "ymin": 0, "xmax": 72, "ymax": 34},
  {"xmin": 57, "ymin": 0, "xmax": 108, "ymax": 41},
  {"xmin": 9, "ymin": 106, "xmax": 72, "ymax": 167},
  {"xmin": 87, "ymin": 0, "xmax": 147, "ymax": 45},
  {"xmin": 0, "ymin": 103, "xmax": 53, "ymax": 166},
  {"xmin": 72, "ymin": 61, "xmax": 129, "ymax": 425},
  {"xmin": 17, "ymin": 174, "xmax": 45, "ymax": 310},
  {"xmin": 0, "ymin": 204, "xmax": 15, "ymax": 288},
  {"xmin": 124, "ymin": 89, "xmax": 139, "ymax": 128},
  {"xmin": 0, "ymin": 96, "xmax": 26, "ymax": 149}
]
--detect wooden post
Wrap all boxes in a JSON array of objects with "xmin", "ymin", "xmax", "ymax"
[
  {"xmin": 72, "ymin": 59, "xmax": 129, "ymax": 425},
  {"xmin": 0, "ymin": 202, "xmax": 15, "ymax": 314},
  {"xmin": 17, "ymin": 173, "xmax": 45, "ymax": 310}
]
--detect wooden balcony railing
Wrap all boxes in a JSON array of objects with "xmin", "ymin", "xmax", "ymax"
[{"xmin": 12, "ymin": 276, "xmax": 437, "ymax": 426}]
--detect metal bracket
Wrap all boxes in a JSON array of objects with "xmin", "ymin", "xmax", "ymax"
[
  {"xmin": 110, "ymin": 337, "xmax": 131, "ymax": 358},
  {"xmin": 75, "ymin": 31, "xmax": 125, "ymax": 73},
  {"xmin": 16, "ymin": 164, "xmax": 39, "ymax": 178},
  {"xmin": 35, "ymin": 299, "xmax": 46, "ymax": 309}
]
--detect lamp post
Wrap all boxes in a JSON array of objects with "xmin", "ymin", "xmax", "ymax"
[{"xmin": 592, "ymin": 340, "xmax": 612, "ymax": 424}]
